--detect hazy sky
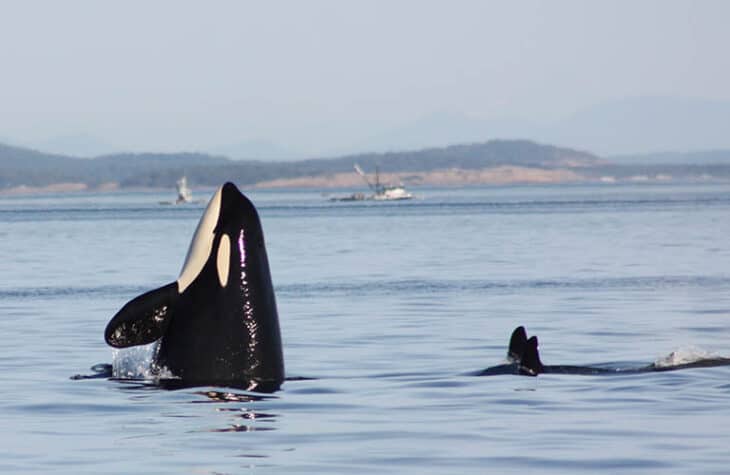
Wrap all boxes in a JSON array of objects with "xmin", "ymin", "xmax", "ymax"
[{"xmin": 1, "ymin": 0, "xmax": 729, "ymax": 156}]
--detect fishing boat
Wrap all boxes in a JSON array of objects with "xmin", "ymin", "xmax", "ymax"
[
  {"xmin": 330, "ymin": 164, "xmax": 413, "ymax": 202},
  {"xmin": 356, "ymin": 164, "xmax": 413, "ymax": 200}
]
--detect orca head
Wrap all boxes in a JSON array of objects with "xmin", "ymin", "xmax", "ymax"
[
  {"xmin": 177, "ymin": 182, "xmax": 269, "ymax": 294},
  {"xmin": 104, "ymin": 182, "xmax": 284, "ymax": 390}
]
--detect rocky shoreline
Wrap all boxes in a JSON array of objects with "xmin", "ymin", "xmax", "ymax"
[
  {"xmin": 254, "ymin": 166, "xmax": 585, "ymax": 189},
  {"xmin": 0, "ymin": 166, "xmax": 587, "ymax": 195}
]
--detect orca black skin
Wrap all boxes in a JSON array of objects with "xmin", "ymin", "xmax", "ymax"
[
  {"xmin": 477, "ymin": 326, "xmax": 730, "ymax": 377},
  {"xmin": 104, "ymin": 182, "xmax": 284, "ymax": 392}
]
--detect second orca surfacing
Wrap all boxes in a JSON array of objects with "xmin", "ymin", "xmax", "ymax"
[
  {"xmin": 477, "ymin": 326, "xmax": 730, "ymax": 377},
  {"xmin": 104, "ymin": 182, "xmax": 284, "ymax": 392}
]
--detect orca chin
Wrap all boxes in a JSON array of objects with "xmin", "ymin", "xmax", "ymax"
[
  {"xmin": 104, "ymin": 182, "xmax": 285, "ymax": 392},
  {"xmin": 477, "ymin": 326, "xmax": 730, "ymax": 377}
]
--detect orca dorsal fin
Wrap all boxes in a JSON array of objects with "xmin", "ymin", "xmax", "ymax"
[
  {"xmin": 105, "ymin": 282, "xmax": 179, "ymax": 348},
  {"xmin": 507, "ymin": 326, "xmax": 528, "ymax": 363},
  {"xmin": 519, "ymin": 336, "xmax": 545, "ymax": 376}
]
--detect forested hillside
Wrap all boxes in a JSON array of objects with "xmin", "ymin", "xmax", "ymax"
[
  {"xmin": 2, "ymin": 140, "xmax": 729, "ymax": 191},
  {"xmin": 0, "ymin": 140, "xmax": 600, "ymax": 189}
]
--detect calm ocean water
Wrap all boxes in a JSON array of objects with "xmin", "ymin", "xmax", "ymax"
[{"xmin": 1, "ymin": 183, "xmax": 730, "ymax": 474}]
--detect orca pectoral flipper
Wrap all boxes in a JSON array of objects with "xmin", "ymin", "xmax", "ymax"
[{"xmin": 105, "ymin": 282, "xmax": 179, "ymax": 348}]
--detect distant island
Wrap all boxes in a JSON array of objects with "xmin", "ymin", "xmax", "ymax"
[{"xmin": 1, "ymin": 139, "xmax": 729, "ymax": 194}]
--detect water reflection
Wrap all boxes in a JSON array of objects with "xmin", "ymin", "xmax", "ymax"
[
  {"xmin": 192, "ymin": 390, "xmax": 275, "ymax": 403},
  {"xmin": 193, "ymin": 390, "xmax": 279, "ymax": 433},
  {"xmin": 210, "ymin": 424, "xmax": 276, "ymax": 433},
  {"xmin": 80, "ymin": 377, "xmax": 282, "ymax": 433}
]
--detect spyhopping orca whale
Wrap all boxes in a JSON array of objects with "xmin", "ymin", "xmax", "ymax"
[
  {"xmin": 104, "ymin": 182, "xmax": 284, "ymax": 392},
  {"xmin": 478, "ymin": 326, "xmax": 730, "ymax": 376}
]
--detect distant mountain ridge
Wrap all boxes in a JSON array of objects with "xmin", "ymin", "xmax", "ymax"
[
  {"xmin": 0, "ymin": 139, "xmax": 601, "ymax": 190},
  {"xmin": 310, "ymin": 97, "xmax": 730, "ymax": 158},
  {"xmin": 11, "ymin": 96, "xmax": 730, "ymax": 160}
]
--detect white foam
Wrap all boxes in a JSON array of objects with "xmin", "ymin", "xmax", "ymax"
[
  {"xmin": 653, "ymin": 346, "xmax": 723, "ymax": 368},
  {"xmin": 112, "ymin": 343, "xmax": 158, "ymax": 379},
  {"xmin": 111, "ymin": 342, "xmax": 179, "ymax": 380}
]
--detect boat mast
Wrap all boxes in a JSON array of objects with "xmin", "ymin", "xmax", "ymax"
[
  {"xmin": 374, "ymin": 165, "xmax": 384, "ymax": 194},
  {"xmin": 354, "ymin": 164, "xmax": 376, "ymax": 191}
]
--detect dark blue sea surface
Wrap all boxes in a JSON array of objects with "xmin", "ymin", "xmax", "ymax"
[{"xmin": 1, "ymin": 183, "xmax": 729, "ymax": 474}]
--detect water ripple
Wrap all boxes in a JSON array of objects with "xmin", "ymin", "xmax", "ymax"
[
  {"xmin": 276, "ymin": 275, "xmax": 730, "ymax": 297},
  {"xmin": 1, "ymin": 274, "xmax": 728, "ymax": 300}
]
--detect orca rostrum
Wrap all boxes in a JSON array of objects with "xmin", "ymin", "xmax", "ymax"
[{"xmin": 104, "ymin": 182, "xmax": 284, "ymax": 392}]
